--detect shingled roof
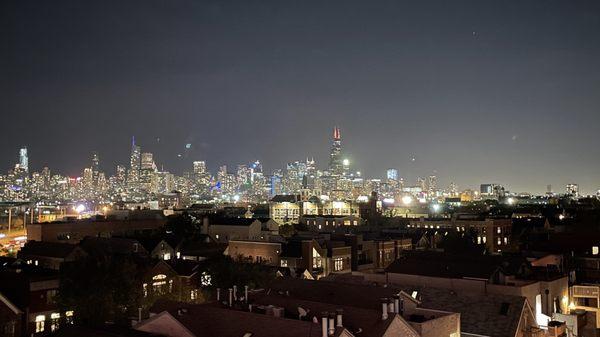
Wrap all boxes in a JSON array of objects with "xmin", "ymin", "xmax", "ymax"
[{"xmin": 138, "ymin": 302, "xmax": 341, "ymax": 337}]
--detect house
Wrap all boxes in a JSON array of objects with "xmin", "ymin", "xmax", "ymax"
[
  {"xmin": 226, "ymin": 236, "xmax": 352, "ymax": 278},
  {"xmin": 27, "ymin": 216, "xmax": 166, "ymax": 244},
  {"xmin": 384, "ymin": 251, "xmax": 569, "ymax": 327},
  {"xmin": 134, "ymin": 302, "xmax": 354, "ymax": 337},
  {"xmin": 253, "ymin": 278, "xmax": 460, "ymax": 337},
  {"xmin": 0, "ymin": 291, "xmax": 22, "ymax": 337},
  {"xmin": 264, "ymin": 277, "xmax": 545, "ymax": 337},
  {"xmin": 0, "ymin": 258, "xmax": 71, "ymax": 336},
  {"xmin": 17, "ymin": 241, "xmax": 87, "ymax": 270},
  {"xmin": 143, "ymin": 260, "xmax": 207, "ymax": 304}
]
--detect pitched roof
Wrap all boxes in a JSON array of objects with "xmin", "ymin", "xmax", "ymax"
[
  {"xmin": 208, "ymin": 216, "xmax": 257, "ymax": 227},
  {"xmin": 265, "ymin": 278, "xmax": 528, "ymax": 337},
  {"xmin": 0, "ymin": 291, "xmax": 22, "ymax": 315},
  {"xmin": 270, "ymin": 195, "xmax": 299, "ymax": 203},
  {"xmin": 252, "ymin": 293, "xmax": 400, "ymax": 337},
  {"xmin": 18, "ymin": 241, "xmax": 79, "ymax": 259},
  {"xmin": 384, "ymin": 251, "xmax": 527, "ymax": 280},
  {"xmin": 139, "ymin": 302, "xmax": 331, "ymax": 337},
  {"xmin": 413, "ymin": 287, "xmax": 527, "ymax": 337},
  {"xmin": 54, "ymin": 326, "xmax": 158, "ymax": 337}
]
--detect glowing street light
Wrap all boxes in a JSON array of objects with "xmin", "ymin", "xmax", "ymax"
[
  {"xmin": 432, "ymin": 204, "xmax": 441, "ymax": 212},
  {"xmin": 342, "ymin": 159, "xmax": 349, "ymax": 166},
  {"xmin": 75, "ymin": 204, "xmax": 86, "ymax": 213},
  {"xmin": 402, "ymin": 195, "xmax": 413, "ymax": 205}
]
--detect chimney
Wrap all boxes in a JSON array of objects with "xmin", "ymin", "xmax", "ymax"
[
  {"xmin": 328, "ymin": 313, "xmax": 335, "ymax": 336},
  {"xmin": 381, "ymin": 298, "xmax": 389, "ymax": 320},
  {"xmin": 245, "ymin": 285, "xmax": 249, "ymax": 303},
  {"xmin": 228, "ymin": 288, "xmax": 233, "ymax": 307},
  {"xmin": 393, "ymin": 295, "xmax": 400, "ymax": 314},
  {"xmin": 216, "ymin": 288, "xmax": 221, "ymax": 302},
  {"xmin": 321, "ymin": 312, "xmax": 329, "ymax": 337},
  {"xmin": 336, "ymin": 309, "xmax": 343, "ymax": 327},
  {"xmin": 202, "ymin": 217, "xmax": 209, "ymax": 235}
]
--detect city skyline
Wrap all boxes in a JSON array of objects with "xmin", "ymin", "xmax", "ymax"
[
  {"xmin": 1, "ymin": 126, "xmax": 593, "ymax": 196},
  {"xmin": 2, "ymin": 1, "xmax": 600, "ymax": 194}
]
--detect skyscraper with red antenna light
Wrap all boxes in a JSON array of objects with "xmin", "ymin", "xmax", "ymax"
[{"xmin": 328, "ymin": 126, "xmax": 343, "ymax": 177}]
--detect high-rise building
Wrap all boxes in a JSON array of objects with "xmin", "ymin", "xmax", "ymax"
[
  {"xmin": 141, "ymin": 153, "xmax": 155, "ymax": 170},
  {"xmin": 566, "ymin": 183, "xmax": 579, "ymax": 197},
  {"xmin": 328, "ymin": 127, "xmax": 343, "ymax": 176},
  {"xmin": 386, "ymin": 168, "xmax": 399, "ymax": 182},
  {"xmin": 427, "ymin": 175, "xmax": 437, "ymax": 197},
  {"xmin": 19, "ymin": 147, "xmax": 28, "ymax": 173},
  {"xmin": 91, "ymin": 152, "xmax": 100, "ymax": 173},
  {"xmin": 193, "ymin": 161, "xmax": 206, "ymax": 175}
]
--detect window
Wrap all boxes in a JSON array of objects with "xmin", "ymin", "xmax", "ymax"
[
  {"xmin": 593, "ymin": 246, "xmax": 599, "ymax": 255},
  {"xmin": 50, "ymin": 313, "xmax": 60, "ymax": 331},
  {"xmin": 143, "ymin": 283, "xmax": 148, "ymax": 297},
  {"xmin": 497, "ymin": 238, "xmax": 502, "ymax": 245},
  {"xmin": 200, "ymin": 272, "xmax": 212, "ymax": 286},
  {"xmin": 163, "ymin": 253, "xmax": 171, "ymax": 260},
  {"xmin": 503, "ymin": 237, "xmax": 508, "ymax": 244},
  {"xmin": 353, "ymin": 221, "xmax": 358, "ymax": 226},
  {"xmin": 477, "ymin": 236, "xmax": 482, "ymax": 244},
  {"xmin": 334, "ymin": 258, "xmax": 343, "ymax": 271},
  {"xmin": 280, "ymin": 259, "xmax": 288, "ymax": 267},
  {"xmin": 3, "ymin": 321, "xmax": 15, "ymax": 337},
  {"xmin": 190, "ymin": 289, "xmax": 198, "ymax": 300},
  {"xmin": 65, "ymin": 311, "xmax": 74, "ymax": 324},
  {"xmin": 46, "ymin": 289, "xmax": 58, "ymax": 304},
  {"xmin": 35, "ymin": 315, "xmax": 45, "ymax": 333},
  {"xmin": 497, "ymin": 227, "xmax": 502, "ymax": 234},
  {"xmin": 152, "ymin": 274, "xmax": 167, "ymax": 294}
]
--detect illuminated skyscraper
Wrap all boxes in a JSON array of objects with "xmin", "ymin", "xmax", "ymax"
[
  {"xmin": 141, "ymin": 153, "xmax": 155, "ymax": 170},
  {"xmin": 19, "ymin": 147, "xmax": 28, "ymax": 173},
  {"xmin": 386, "ymin": 168, "xmax": 399, "ymax": 182},
  {"xmin": 328, "ymin": 127, "xmax": 343, "ymax": 176},
  {"xmin": 566, "ymin": 183, "xmax": 579, "ymax": 197}
]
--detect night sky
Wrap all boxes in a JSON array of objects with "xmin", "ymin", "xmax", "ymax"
[{"xmin": 2, "ymin": 0, "xmax": 600, "ymax": 194}]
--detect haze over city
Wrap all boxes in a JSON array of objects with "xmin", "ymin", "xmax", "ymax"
[{"xmin": 2, "ymin": 0, "xmax": 600, "ymax": 194}]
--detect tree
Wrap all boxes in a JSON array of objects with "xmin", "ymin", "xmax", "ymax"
[
  {"xmin": 163, "ymin": 212, "xmax": 202, "ymax": 238},
  {"xmin": 57, "ymin": 255, "xmax": 143, "ymax": 326}
]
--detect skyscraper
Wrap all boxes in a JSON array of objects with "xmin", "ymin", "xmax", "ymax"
[
  {"xmin": 19, "ymin": 147, "xmax": 28, "ymax": 173},
  {"xmin": 386, "ymin": 168, "xmax": 399, "ymax": 182},
  {"xmin": 328, "ymin": 126, "xmax": 343, "ymax": 176}
]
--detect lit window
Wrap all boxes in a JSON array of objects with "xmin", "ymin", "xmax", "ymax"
[
  {"xmin": 280, "ymin": 259, "xmax": 288, "ymax": 267},
  {"xmin": 334, "ymin": 258, "xmax": 343, "ymax": 271},
  {"xmin": 497, "ymin": 227, "xmax": 501, "ymax": 234},
  {"xmin": 163, "ymin": 253, "xmax": 171, "ymax": 260},
  {"xmin": 65, "ymin": 311, "xmax": 74, "ymax": 324},
  {"xmin": 504, "ymin": 237, "xmax": 508, "ymax": 244},
  {"xmin": 200, "ymin": 271, "xmax": 212, "ymax": 286},
  {"xmin": 353, "ymin": 221, "xmax": 358, "ymax": 226},
  {"xmin": 593, "ymin": 246, "xmax": 599, "ymax": 255},
  {"xmin": 35, "ymin": 315, "xmax": 45, "ymax": 333},
  {"xmin": 497, "ymin": 238, "xmax": 502, "ymax": 245},
  {"xmin": 143, "ymin": 283, "xmax": 148, "ymax": 297},
  {"xmin": 50, "ymin": 313, "xmax": 60, "ymax": 331},
  {"xmin": 477, "ymin": 236, "xmax": 482, "ymax": 244},
  {"xmin": 152, "ymin": 274, "xmax": 167, "ymax": 294},
  {"xmin": 190, "ymin": 289, "xmax": 198, "ymax": 300}
]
